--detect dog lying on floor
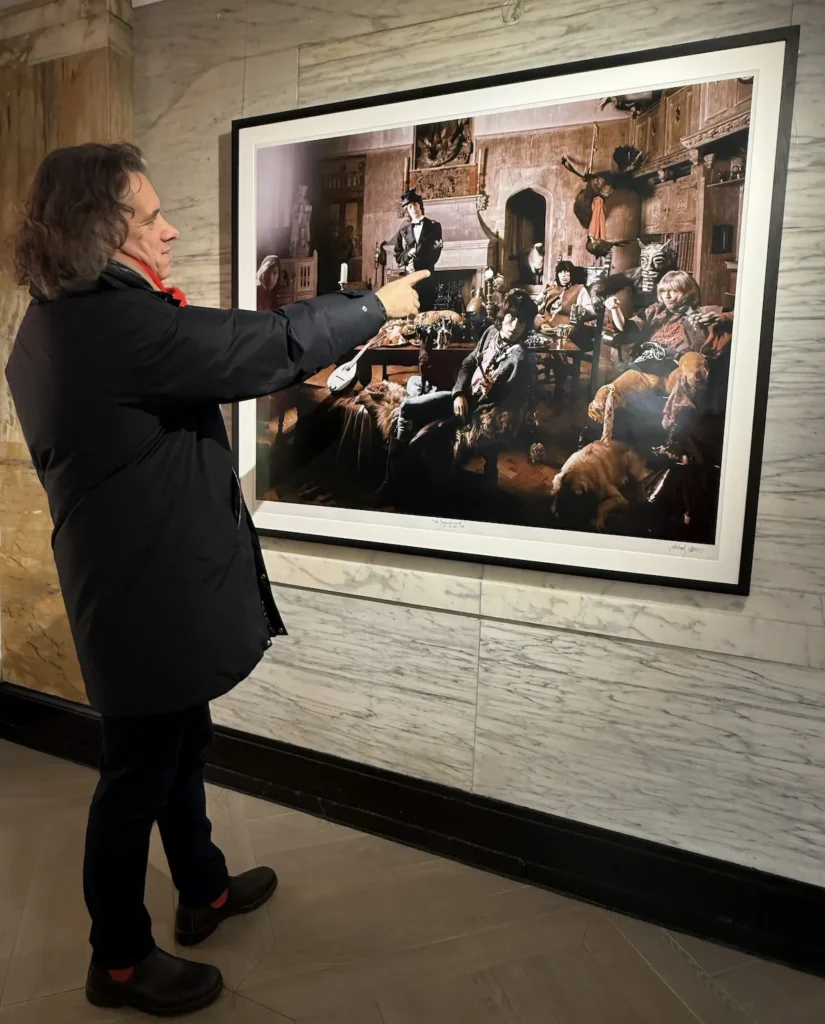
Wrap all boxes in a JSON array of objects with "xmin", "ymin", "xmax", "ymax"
[{"xmin": 549, "ymin": 439, "xmax": 651, "ymax": 530}]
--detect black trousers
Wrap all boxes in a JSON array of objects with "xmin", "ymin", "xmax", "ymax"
[{"xmin": 83, "ymin": 704, "xmax": 229, "ymax": 969}]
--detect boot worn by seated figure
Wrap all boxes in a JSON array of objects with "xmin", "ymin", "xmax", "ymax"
[
  {"xmin": 175, "ymin": 865, "xmax": 279, "ymax": 947},
  {"xmin": 86, "ymin": 947, "xmax": 223, "ymax": 1017}
]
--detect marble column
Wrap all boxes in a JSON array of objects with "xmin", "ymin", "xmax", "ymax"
[{"xmin": 0, "ymin": 0, "xmax": 133, "ymax": 702}]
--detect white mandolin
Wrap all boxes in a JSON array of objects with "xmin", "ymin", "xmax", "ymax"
[{"xmin": 326, "ymin": 339, "xmax": 377, "ymax": 393}]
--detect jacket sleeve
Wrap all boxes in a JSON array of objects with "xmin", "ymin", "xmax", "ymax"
[
  {"xmin": 431, "ymin": 221, "xmax": 443, "ymax": 266},
  {"xmin": 393, "ymin": 228, "xmax": 410, "ymax": 268},
  {"xmin": 128, "ymin": 289, "xmax": 386, "ymax": 404}
]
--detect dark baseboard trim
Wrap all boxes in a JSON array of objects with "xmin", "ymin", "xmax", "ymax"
[{"xmin": 2, "ymin": 679, "xmax": 824, "ymax": 977}]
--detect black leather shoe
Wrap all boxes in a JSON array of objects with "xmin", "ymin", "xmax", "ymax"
[
  {"xmin": 175, "ymin": 866, "xmax": 278, "ymax": 947},
  {"xmin": 85, "ymin": 947, "xmax": 223, "ymax": 1017}
]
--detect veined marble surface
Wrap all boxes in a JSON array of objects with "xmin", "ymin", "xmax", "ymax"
[
  {"xmin": 212, "ymin": 586, "xmax": 480, "ymax": 789},
  {"xmin": 260, "ymin": 538, "xmax": 483, "ymax": 617},
  {"xmin": 260, "ymin": 538, "xmax": 819, "ymax": 667},
  {"xmin": 473, "ymin": 617, "xmax": 825, "ymax": 888},
  {"xmin": 297, "ymin": 0, "xmax": 792, "ymax": 107}
]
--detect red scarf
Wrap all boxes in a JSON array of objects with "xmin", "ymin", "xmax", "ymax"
[{"xmin": 130, "ymin": 258, "xmax": 188, "ymax": 306}]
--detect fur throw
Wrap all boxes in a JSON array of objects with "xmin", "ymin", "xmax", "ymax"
[{"xmin": 453, "ymin": 405, "xmax": 526, "ymax": 462}]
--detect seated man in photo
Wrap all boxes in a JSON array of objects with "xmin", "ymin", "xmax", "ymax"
[{"xmin": 395, "ymin": 288, "xmax": 539, "ymax": 442}]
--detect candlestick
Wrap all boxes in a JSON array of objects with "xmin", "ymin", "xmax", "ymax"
[{"xmin": 403, "ymin": 156, "xmax": 410, "ymax": 189}]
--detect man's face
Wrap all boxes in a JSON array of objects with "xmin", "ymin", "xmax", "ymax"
[
  {"xmin": 120, "ymin": 172, "xmax": 179, "ymax": 281},
  {"xmin": 659, "ymin": 285, "xmax": 684, "ymax": 311},
  {"xmin": 557, "ymin": 269, "xmax": 572, "ymax": 286},
  {"xmin": 405, "ymin": 202, "xmax": 423, "ymax": 222},
  {"xmin": 500, "ymin": 313, "xmax": 527, "ymax": 343}
]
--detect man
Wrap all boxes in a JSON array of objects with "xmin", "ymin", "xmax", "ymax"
[
  {"xmin": 4, "ymin": 142, "xmax": 427, "ymax": 1018},
  {"xmin": 392, "ymin": 188, "xmax": 442, "ymax": 311},
  {"xmin": 395, "ymin": 288, "xmax": 538, "ymax": 443}
]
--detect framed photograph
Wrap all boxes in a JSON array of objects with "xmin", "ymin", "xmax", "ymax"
[{"xmin": 232, "ymin": 27, "xmax": 798, "ymax": 593}]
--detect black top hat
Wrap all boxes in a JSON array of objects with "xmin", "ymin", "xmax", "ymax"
[{"xmin": 401, "ymin": 189, "xmax": 424, "ymax": 207}]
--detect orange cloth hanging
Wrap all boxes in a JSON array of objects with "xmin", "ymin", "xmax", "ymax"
[{"xmin": 588, "ymin": 195, "xmax": 606, "ymax": 240}]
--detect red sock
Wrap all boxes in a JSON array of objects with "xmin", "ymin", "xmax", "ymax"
[
  {"xmin": 211, "ymin": 889, "xmax": 229, "ymax": 909},
  {"xmin": 108, "ymin": 967, "xmax": 134, "ymax": 983}
]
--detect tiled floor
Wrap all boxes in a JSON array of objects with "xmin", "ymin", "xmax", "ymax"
[{"xmin": 1, "ymin": 739, "xmax": 823, "ymax": 1023}]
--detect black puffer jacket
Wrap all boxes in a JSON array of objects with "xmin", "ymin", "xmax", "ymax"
[{"xmin": 5, "ymin": 262, "xmax": 386, "ymax": 716}]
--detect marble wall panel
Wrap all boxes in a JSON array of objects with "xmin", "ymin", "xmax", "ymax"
[
  {"xmin": 297, "ymin": 0, "xmax": 792, "ymax": 107},
  {"xmin": 211, "ymin": 586, "xmax": 480, "ymax": 789},
  {"xmin": 473, "ymin": 617, "xmax": 825, "ymax": 887},
  {"xmin": 259, "ymin": 538, "xmax": 482, "ymax": 617},
  {"xmin": 480, "ymin": 565, "xmax": 816, "ymax": 666}
]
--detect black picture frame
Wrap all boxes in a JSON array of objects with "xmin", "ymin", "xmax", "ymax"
[{"xmin": 231, "ymin": 25, "xmax": 800, "ymax": 595}]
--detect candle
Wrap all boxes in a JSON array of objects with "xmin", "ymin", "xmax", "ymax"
[
  {"xmin": 481, "ymin": 147, "xmax": 488, "ymax": 177},
  {"xmin": 404, "ymin": 155, "xmax": 410, "ymax": 180},
  {"xmin": 340, "ymin": 263, "xmax": 348, "ymax": 284}
]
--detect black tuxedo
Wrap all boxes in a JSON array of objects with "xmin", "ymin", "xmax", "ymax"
[{"xmin": 393, "ymin": 216, "xmax": 443, "ymax": 311}]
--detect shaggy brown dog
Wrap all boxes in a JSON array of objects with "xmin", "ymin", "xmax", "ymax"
[{"xmin": 550, "ymin": 440, "xmax": 650, "ymax": 530}]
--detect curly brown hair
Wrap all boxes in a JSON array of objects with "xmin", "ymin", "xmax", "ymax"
[
  {"xmin": 500, "ymin": 287, "xmax": 539, "ymax": 326},
  {"xmin": 13, "ymin": 142, "xmax": 147, "ymax": 299}
]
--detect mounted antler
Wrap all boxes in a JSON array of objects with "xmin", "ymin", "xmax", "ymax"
[{"xmin": 560, "ymin": 154, "xmax": 588, "ymax": 181}]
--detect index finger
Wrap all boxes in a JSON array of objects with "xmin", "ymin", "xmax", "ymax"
[{"xmin": 406, "ymin": 269, "xmax": 431, "ymax": 283}]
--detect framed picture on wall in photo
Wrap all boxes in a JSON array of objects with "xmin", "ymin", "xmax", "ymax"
[{"xmin": 231, "ymin": 26, "xmax": 799, "ymax": 594}]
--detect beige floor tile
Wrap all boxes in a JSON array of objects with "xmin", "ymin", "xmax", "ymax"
[
  {"xmin": 600, "ymin": 912, "xmax": 751, "ymax": 1024},
  {"xmin": 246, "ymin": 810, "xmax": 364, "ymax": 858},
  {"xmin": 240, "ymin": 906, "xmax": 594, "ymax": 1019},
  {"xmin": 716, "ymin": 959, "xmax": 825, "ymax": 1024},
  {"xmin": 578, "ymin": 912, "xmax": 709, "ymax": 1023},
  {"xmin": 249, "ymin": 856, "xmax": 566, "ymax": 989},
  {"xmin": 180, "ymin": 990, "xmax": 293, "ymax": 1021},
  {"xmin": 0, "ymin": 988, "xmax": 292, "ymax": 1023},
  {"xmin": 377, "ymin": 928, "xmax": 704, "ymax": 1024},
  {"xmin": 252, "ymin": 829, "xmax": 435, "ymax": 904},
  {"xmin": 0, "ymin": 744, "xmax": 822, "ymax": 1024},
  {"xmin": 293, "ymin": 1003, "xmax": 385, "ymax": 1024},
  {"xmin": 212, "ymin": 787, "xmax": 295, "ymax": 823},
  {"xmin": 1, "ymin": 809, "xmax": 92, "ymax": 1006},
  {"xmin": 669, "ymin": 929, "xmax": 756, "ymax": 977},
  {"xmin": 174, "ymin": 787, "xmax": 275, "ymax": 990},
  {"xmin": 0, "ymin": 987, "xmax": 131, "ymax": 1023},
  {"xmin": 0, "ymin": 820, "xmax": 44, "ymax": 1004},
  {"xmin": 0, "ymin": 742, "xmax": 95, "ymax": 819}
]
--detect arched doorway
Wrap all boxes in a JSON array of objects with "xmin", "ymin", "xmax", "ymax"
[{"xmin": 504, "ymin": 188, "xmax": 547, "ymax": 287}]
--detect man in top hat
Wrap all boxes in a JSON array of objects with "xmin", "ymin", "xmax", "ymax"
[{"xmin": 393, "ymin": 188, "xmax": 443, "ymax": 312}]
